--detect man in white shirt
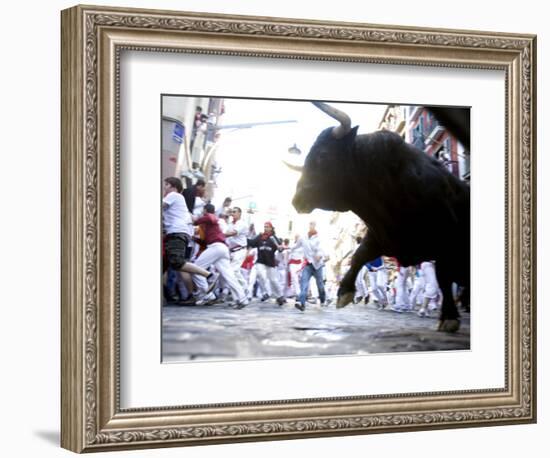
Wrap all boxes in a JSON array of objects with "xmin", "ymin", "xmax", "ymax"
[
  {"xmin": 162, "ymin": 177, "xmax": 216, "ymax": 302},
  {"xmin": 287, "ymin": 233, "xmax": 304, "ymax": 298},
  {"xmin": 182, "ymin": 178, "xmax": 207, "ymax": 259},
  {"xmin": 224, "ymin": 207, "xmax": 249, "ymax": 292},
  {"xmin": 294, "ymin": 222, "xmax": 327, "ymax": 311}
]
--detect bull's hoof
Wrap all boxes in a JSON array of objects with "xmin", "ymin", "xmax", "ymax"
[
  {"xmin": 437, "ymin": 319, "xmax": 460, "ymax": 333},
  {"xmin": 336, "ymin": 292, "xmax": 355, "ymax": 309}
]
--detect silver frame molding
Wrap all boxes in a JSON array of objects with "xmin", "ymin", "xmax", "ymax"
[{"xmin": 61, "ymin": 4, "xmax": 537, "ymax": 453}]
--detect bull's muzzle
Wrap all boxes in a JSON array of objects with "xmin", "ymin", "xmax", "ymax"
[{"xmin": 292, "ymin": 185, "xmax": 313, "ymax": 214}]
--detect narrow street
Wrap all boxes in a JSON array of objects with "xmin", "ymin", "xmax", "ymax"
[{"xmin": 162, "ymin": 299, "xmax": 470, "ymax": 362}]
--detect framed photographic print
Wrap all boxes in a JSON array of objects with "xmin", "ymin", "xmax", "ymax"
[{"xmin": 61, "ymin": 4, "xmax": 537, "ymax": 453}]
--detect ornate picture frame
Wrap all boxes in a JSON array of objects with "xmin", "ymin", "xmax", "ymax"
[{"xmin": 61, "ymin": 4, "xmax": 536, "ymax": 453}]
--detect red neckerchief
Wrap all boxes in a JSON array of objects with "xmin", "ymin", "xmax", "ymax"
[{"xmin": 308, "ymin": 229, "xmax": 318, "ymax": 238}]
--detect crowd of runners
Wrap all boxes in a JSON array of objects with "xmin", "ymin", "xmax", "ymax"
[{"xmin": 163, "ymin": 176, "xmax": 465, "ymax": 317}]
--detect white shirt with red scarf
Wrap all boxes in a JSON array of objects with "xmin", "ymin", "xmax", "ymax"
[{"xmin": 294, "ymin": 233, "xmax": 324, "ymax": 270}]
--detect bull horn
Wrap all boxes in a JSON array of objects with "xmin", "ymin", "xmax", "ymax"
[
  {"xmin": 312, "ymin": 101, "xmax": 352, "ymax": 139},
  {"xmin": 282, "ymin": 159, "xmax": 304, "ymax": 173}
]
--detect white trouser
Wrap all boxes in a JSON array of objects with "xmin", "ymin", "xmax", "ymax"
[
  {"xmin": 409, "ymin": 277, "xmax": 425, "ymax": 307},
  {"xmin": 309, "ymin": 276, "xmax": 318, "ymax": 299},
  {"xmin": 246, "ymin": 265, "xmax": 269, "ymax": 297},
  {"xmin": 241, "ymin": 267, "xmax": 251, "ymax": 287},
  {"xmin": 192, "ymin": 272, "xmax": 208, "ymax": 294},
  {"xmin": 367, "ymin": 271, "xmax": 381, "ymax": 303},
  {"xmin": 375, "ymin": 268, "xmax": 389, "ymax": 304},
  {"xmin": 395, "ymin": 266, "xmax": 411, "ymax": 308},
  {"xmin": 245, "ymin": 266, "xmax": 255, "ymax": 295},
  {"xmin": 277, "ymin": 266, "xmax": 288, "ymax": 296},
  {"xmin": 229, "ymin": 248, "xmax": 248, "ymax": 291},
  {"xmin": 355, "ymin": 265, "xmax": 369, "ymax": 299},
  {"xmin": 367, "ymin": 271, "xmax": 384, "ymax": 304},
  {"xmin": 422, "ymin": 292, "xmax": 440, "ymax": 312},
  {"xmin": 194, "ymin": 242, "xmax": 246, "ymax": 302},
  {"xmin": 424, "ymin": 279, "xmax": 439, "ymax": 299},
  {"xmin": 189, "ymin": 242, "xmax": 209, "ymax": 294},
  {"xmin": 255, "ymin": 263, "xmax": 282, "ymax": 298},
  {"xmin": 288, "ymin": 261, "xmax": 302, "ymax": 297},
  {"xmin": 421, "ymin": 262, "xmax": 440, "ymax": 299},
  {"xmin": 422, "ymin": 277, "xmax": 440, "ymax": 311}
]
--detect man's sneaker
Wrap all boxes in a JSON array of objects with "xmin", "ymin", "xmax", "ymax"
[
  {"xmin": 205, "ymin": 272, "xmax": 219, "ymax": 295},
  {"xmin": 417, "ymin": 307, "xmax": 426, "ymax": 317},
  {"xmin": 176, "ymin": 296, "xmax": 196, "ymax": 306},
  {"xmin": 276, "ymin": 296, "xmax": 286, "ymax": 306},
  {"xmin": 235, "ymin": 299, "xmax": 249, "ymax": 310},
  {"xmin": 196, "ymin": 292, "xmax": 216, "ymax": 306},
  {"xmin": 260, "ymin": 294, "xmax": 270, "ymax": 302},
  {"xmin": 294, "ymin": 302, "xmax": 305, "ymax": 312},
  {"xmin": 166, "ymin": 293, "xmax": 180, "ymax": 304}
]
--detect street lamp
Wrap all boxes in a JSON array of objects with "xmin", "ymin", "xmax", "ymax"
[
  {"xmin": 288, "ymin": 143, "xmax": 302, "ymax": 155},
  {"xmin": 282, "ymin": 143, "xmax": 304, "ymax": 173}
]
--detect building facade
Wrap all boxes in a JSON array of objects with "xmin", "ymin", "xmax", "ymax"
[
  {"xmin": 405, "ymin": 106, "xmax": 470, "ymax": 182},
  {"xmin": 161, "ymin": 96, "xmax": 226, "ymax": 196}
]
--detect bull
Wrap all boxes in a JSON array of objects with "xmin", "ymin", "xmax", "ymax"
[{"xmin": 291, "ymin": 102, "xmax": 470, "ymax": 332}]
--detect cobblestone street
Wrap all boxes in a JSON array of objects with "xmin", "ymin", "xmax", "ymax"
[{"xmin": 162, "ymin": 299, "xmax": 470, "ymax": 362}]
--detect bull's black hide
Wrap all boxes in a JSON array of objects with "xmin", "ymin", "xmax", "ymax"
[
  {"xmin": 292, "ymin": 103, "xmax": 470, "ymax": 332},
  {"xmin": 428, "ymin": 106, "xmax": 470, "ymax": 152}
]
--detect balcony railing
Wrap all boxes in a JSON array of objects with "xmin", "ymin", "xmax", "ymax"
[
  {"xmin": 412, "ymin": 135, "xmax": 425, "ymax": 151},
  {"xmin": 424, "ymin": 124, "xmax": 444, "ymax": 146}
]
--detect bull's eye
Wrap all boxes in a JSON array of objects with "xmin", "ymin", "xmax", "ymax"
[{"xmin": 317, "ymin": 153, "xmax": 330, "ymax": 167}]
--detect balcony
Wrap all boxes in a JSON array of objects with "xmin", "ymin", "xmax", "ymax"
[
  {"xmin": 411, "ymin": 135, "xmax": 425, "ymax": 151},
  {"xmin": 408, "ymin": 106, "xmax": 422, "ymax": 122},
  {"xmin": 424, "ymin": 124, "xmax": 444, "ymax": 146}
]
